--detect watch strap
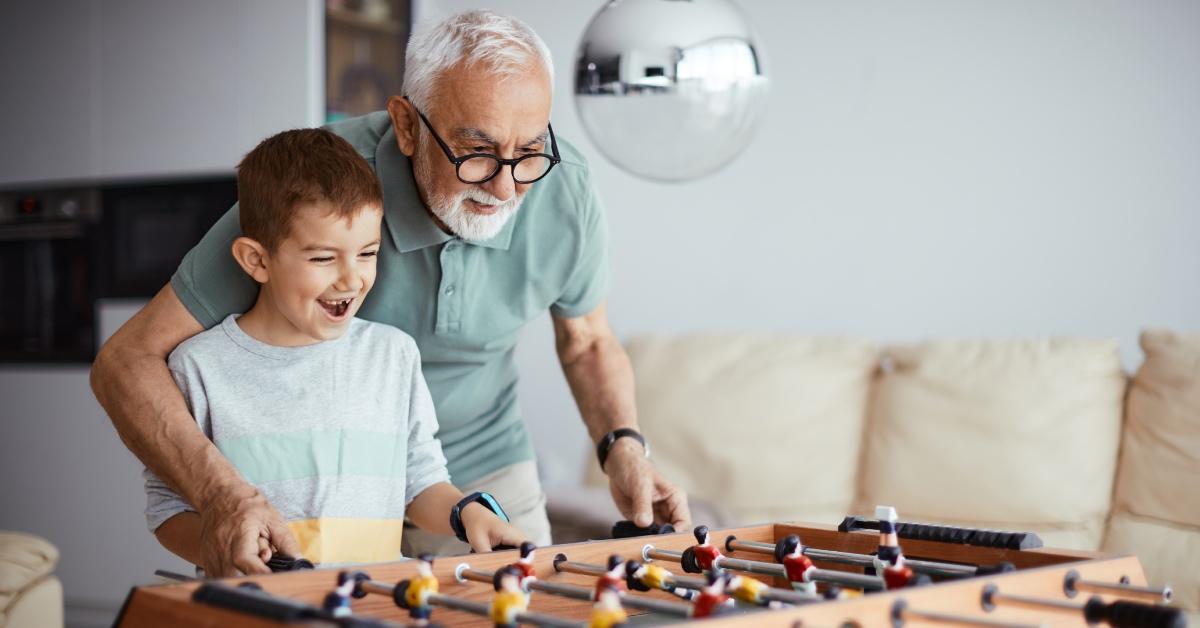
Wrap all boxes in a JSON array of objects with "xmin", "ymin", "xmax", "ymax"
[
  {"xmin": 596, "ymin": 427, "xmax": 648, "ymax": 472},
  {"xmin": 449, "ymin": 491, "xmax": 509, "ymax": 543}
]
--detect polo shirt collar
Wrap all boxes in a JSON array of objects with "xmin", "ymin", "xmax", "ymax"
[{"xmin": 375, "ymin": 126, "xmax": 516, "ymax": 253}]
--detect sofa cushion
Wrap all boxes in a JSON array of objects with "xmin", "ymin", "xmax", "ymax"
[
  {"xmin": 1105, "ymin": 511, "xmax": 1199, "ymax": 612},
  {"xmin": 589, "ymin": 334, "xmax": 879, "ymax": 526},
  {"xmin": 0, "ymin": 532, "xmax": 60, "ymax": 619},
  {"xmin": 857, "ymin": 339, "xmax": 1125, "ymax": 549},
  {"xmin": 1111, "ymin": 329, "xmax": 1200, "ymax": 526},
  {"xmin": 1103, "ymin": 329, "xmax": 1200, "ymax": 612}
]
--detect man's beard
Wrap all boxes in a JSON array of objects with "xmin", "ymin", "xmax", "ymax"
[
  {"xmin": 430, "ymin": 186, "xmax": 523, "ymax": 242},
  {"xmin": 415, "ymin": 150, "xmax": 523, "ymax": 242}
]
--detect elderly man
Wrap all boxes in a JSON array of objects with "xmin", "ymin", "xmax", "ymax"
[{"xmin": 91, "ymin": 10, "xmax": 690, "ymax": 577}]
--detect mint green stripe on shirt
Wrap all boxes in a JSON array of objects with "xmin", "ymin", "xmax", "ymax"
[{"xmin": 218, "ymin": 429, "xmax": 406, "ymax": 484}]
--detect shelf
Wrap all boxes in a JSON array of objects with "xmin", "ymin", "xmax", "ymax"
[{"xmin": 326, "ymin": 8, "xmax": 403, "ymax": 36}]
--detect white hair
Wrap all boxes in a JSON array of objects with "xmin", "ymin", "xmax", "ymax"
[{"xmin": 403, "ymin": 10, "xmax": 554, "ymax": 111}]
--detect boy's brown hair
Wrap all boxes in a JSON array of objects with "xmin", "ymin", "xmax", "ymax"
[{"xmin": 237, "ymin": 128, "xmax": 383, "ymax": 251}]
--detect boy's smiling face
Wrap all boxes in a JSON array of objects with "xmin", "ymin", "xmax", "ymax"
[{"xmin": 238, "ymin": 203, "xmax": 383, "ymax": 346}]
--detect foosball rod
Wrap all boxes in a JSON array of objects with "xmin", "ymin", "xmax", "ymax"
[
  {"xmin": 454, "ymin": 564, "xmax": 692, "ymax": 619},
  {"xmin": 641, "ymin": 544, "xmax": 886, "ymax": 592},
  {"xmin": 725, "ymin": 535, "xmax": 989, "ymax": 578},
  {"xmin": 355, "ymin": 578, "xmax": 583, "ymax": 628},
  {"xmin": 552, "ymin": 555, "xmax": 821, "ymax": 607},
  {"xmin": 981, "ymin": 583, "xmax": 1186, "ymax": 628},
  {"xmin": 891, "ymin": 598, "xmax": 1044, "ymax": 628},
  {"xmin": 1063, "ymin": 569, "xmax": 1173, "ymax": 604}
]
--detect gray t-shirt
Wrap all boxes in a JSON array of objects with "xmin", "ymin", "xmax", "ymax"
[{"xmin": 144, "ymin": 314, "xmax": 450, "ymax": 564}]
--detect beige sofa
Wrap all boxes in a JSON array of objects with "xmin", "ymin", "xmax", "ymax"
[
  {"xmin": 0, "ymin": 532, "xmax": 63, "ymax": 628},
  {"xmin": 552, "ymin": 329, "xmax": 1199, "ymax": 613}
]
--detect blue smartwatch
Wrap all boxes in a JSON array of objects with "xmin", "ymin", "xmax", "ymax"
[{"xmin": 449, "ymin": 491, "xmax": 510, "ymax": 543}]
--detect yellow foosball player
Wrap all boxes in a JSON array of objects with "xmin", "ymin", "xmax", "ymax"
[
  {"xmin": 489, "ymin": 566, "xmax": 528, "ymax": 628},
  {"xmin": 727, "ymin": 573, "xmax": 772, "ymax": 607},
  {"xmin": 624, "ymin": 559, "xmax": 696, "ymax": 601},
  {"xmin": 588, "ymin": 586, "xmax": 628, "ymax": 628},
  {"xmin": 404, "ymin": 554, "xmax": 439, "ymax": 624}
]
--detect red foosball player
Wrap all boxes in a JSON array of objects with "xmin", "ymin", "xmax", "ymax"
[
  {"xmin": 779, "ymin": 534, "xmax": 818, "ymax": 594},
  {"xmin": 689, "ymin": 570, "xmax": 732, "ymax": 619},
  {"xmin": 514, "ymin": 542, "xmax": 538, "ymax": 594},
  {"xmin": 489, "ymin": 566, "xmax": 528, "ymax": 628},
  {"xmin": 589, "ymin": 586, "xmax": 628, "ymax": 628},
  {"xmin": 691, "ymin": 525, "xmax": 723, "ymax": 572},
  {"xmin": 404, "ymin": 554, "xmax": 439, "ymax": 625},
  {"xmin": 593, "ymin": 555, "xmax": 628, "ymax": 601},
  {"xmin": 873, "ymin": 505, "xmax": 914, "ymax": 590}
]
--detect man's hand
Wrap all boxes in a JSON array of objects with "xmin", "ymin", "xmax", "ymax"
[
  {"xmin": 461, "ymin": 503, "xmax": 528, "ymax": 553},
  {"xmin": 605, "ymin": 439, "xmax": 691, "ymax": 529},
  {"xmin": 197, "ymin": 486, "xmax": 302, "ymax": 577}
]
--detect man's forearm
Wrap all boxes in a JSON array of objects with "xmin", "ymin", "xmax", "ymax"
[
  {"xmin": 558, "ymin": 329, "xmax": 639, "ymax": 443},
  {"xmin": 92, "ymin": 343, "xmax": 247, "ymax": 509}
]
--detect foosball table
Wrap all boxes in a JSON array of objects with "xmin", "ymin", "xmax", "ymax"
[{"xmin": 116, "ymin": 507, "xmax": 1184, "ymax": 627}]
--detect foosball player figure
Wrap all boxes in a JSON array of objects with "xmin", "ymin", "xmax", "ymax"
[
  {"xmin": 404, "ymin": 554, "xmax": 439, "ymax": 625},
  {"xmin": 873, "ymin": 505, "xmax": 915, "ymax": 590},
  {"xmin": 489, "ymin": 566, "xmax": 528, "ymax": 628},
  {"xmin": 779, "ymin": 534, "xmax": 818, "ymax": 595},
  {"xmin": 322, "ymin": 570, "xmax": 360, "ymax": 618},
  {"xmin": 514, "ymin": 541, "xmax": 537, "ymax": 585},
  {"xmin": 624, "ymin": 559, "xmax": 695, "ymax": 601},
  {"xmin": 593, "ymin": 555, "xmax": 628, "ymax": 601},
  {"xmin": 689, "ymin": 570, "xmax": 733, "ymax": 619},
  {"xmin": 589, "ymin": 586, "xmax": 628, "ymax": 628},
  {"xmin": 691, "ymin": 525, "xmax": 722, "ymax": 571},
  {"xmin": 727, "ymin": 572, "xmax": 775, "ymax": 608}
]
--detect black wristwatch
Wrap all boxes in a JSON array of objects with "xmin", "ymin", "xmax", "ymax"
[
  {"xmin": 596, "ymin": 427, "xmax": 650, "ymax": 472},
  {"xmin": 449, "ymin": 491, "xmax": 510, "ymax": 543}
]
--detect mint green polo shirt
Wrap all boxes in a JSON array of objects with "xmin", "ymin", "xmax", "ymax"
[{"xmin": 170, "ymin": 111, "xmax": 608, "ymax": 485}]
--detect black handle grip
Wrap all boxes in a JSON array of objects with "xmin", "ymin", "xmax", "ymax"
[
  {"xmin": 266, "ymin": 553, "xmax": 314, "ymax": 572},
  {"xmin": 612, "ymin": 520, "xmax": 675, "ymax": 539},
  {"xmin": 193, "ymin": 582, "xmax": 312, "ymax": 622},
  {"xmin": 838, "ymin": 516, "xmax": 1042, "ymax": 550},
  {"xmin": 1083, "ymin": 596, "xmax": 1186, "ymax": 628}
]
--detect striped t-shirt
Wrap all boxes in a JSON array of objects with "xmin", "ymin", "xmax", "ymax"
[{"xmin": 143, "ymin": 314, "xmax": 450, "ymax": 564}]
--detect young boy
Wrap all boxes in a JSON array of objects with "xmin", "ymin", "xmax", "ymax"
[{"xmin": 143, "ymin": 128, "xmax": 524, "ymax": 568}]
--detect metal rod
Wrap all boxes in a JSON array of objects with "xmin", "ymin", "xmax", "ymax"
[
  {"xmin": 361, "ymin": 578, "xmax": 583, "ymax": 628},
  {"xmin": 459, "ymin": 563, "xmax": 691, "ymax": 618},
  {"xmin": 981, "ymin": 584, "xmax": 1081, "ymax": 613},
  {"xmin": 727, "ymin": 537, "xmax": 978, "ymax": 577},
  {"xmin": 1065, "ymin": 570, "xmax": 1172, "ymax": 603},
  {"xmin": 555, "ymin": 558, "xmax": 820, "ymax": 606},
  {"xmin": 643, "ymin": 544, "xmax": 884, "ymax": 592},
  {"xmin": 893, "ymin": 599, "xmax": 1044, "ymax": 627}
]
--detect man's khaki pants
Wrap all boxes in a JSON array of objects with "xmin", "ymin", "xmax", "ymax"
[{"xmin": 401, "ymin": 460, "xmax": 552, "ymax": 557}]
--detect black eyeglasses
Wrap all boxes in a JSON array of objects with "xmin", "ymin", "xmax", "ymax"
[{"xmin": 408, "ymin": 99, "xmax": 561, "ymax": 185}]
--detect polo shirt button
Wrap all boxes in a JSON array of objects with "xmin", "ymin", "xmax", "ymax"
[{"xmin": 445, "ymin": 286, "xmax": 455, "ymax": 295}]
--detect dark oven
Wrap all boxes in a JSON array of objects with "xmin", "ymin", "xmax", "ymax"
[{"xmin": 0, "ymin": 177, "xmax": 235, "ymax": 363}]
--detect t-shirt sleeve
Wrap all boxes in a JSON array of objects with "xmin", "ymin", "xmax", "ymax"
[
  {"xmin": 550, "ymin": 177, "xmax": 610, "ymax": 319},
  {"xmin": 143, "ymin": 359, "xmax": 209, "ymax": 532},
  {"xmin": 401, "ymin": 342, "xmax": 451, "ymax": 504},
  {"xmin": 171, "ymin": 203, "xmax": 260, "ymax": 330}
]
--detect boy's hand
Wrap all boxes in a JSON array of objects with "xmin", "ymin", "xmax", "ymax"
[
  {"xmin": 198, "ymin": 485, "xmax": 303, "ymax": 577},
  {"xmin": 461, "ymin": 502, "xmax": 527, "ymax": 553}
]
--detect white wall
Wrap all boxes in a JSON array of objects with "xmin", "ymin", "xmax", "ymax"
[
  {"xmin": 411, "ymin": 0, "xmax": 1200, "ymax": 488},
  {"xmin": 2, "ymin": 2, "xmax": 1198, "ymax": 624}
]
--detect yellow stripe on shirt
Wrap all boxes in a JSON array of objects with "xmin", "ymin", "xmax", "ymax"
[{"xmin": 287, "ymin": 518, "xmax": 405, "ymax": 564}]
